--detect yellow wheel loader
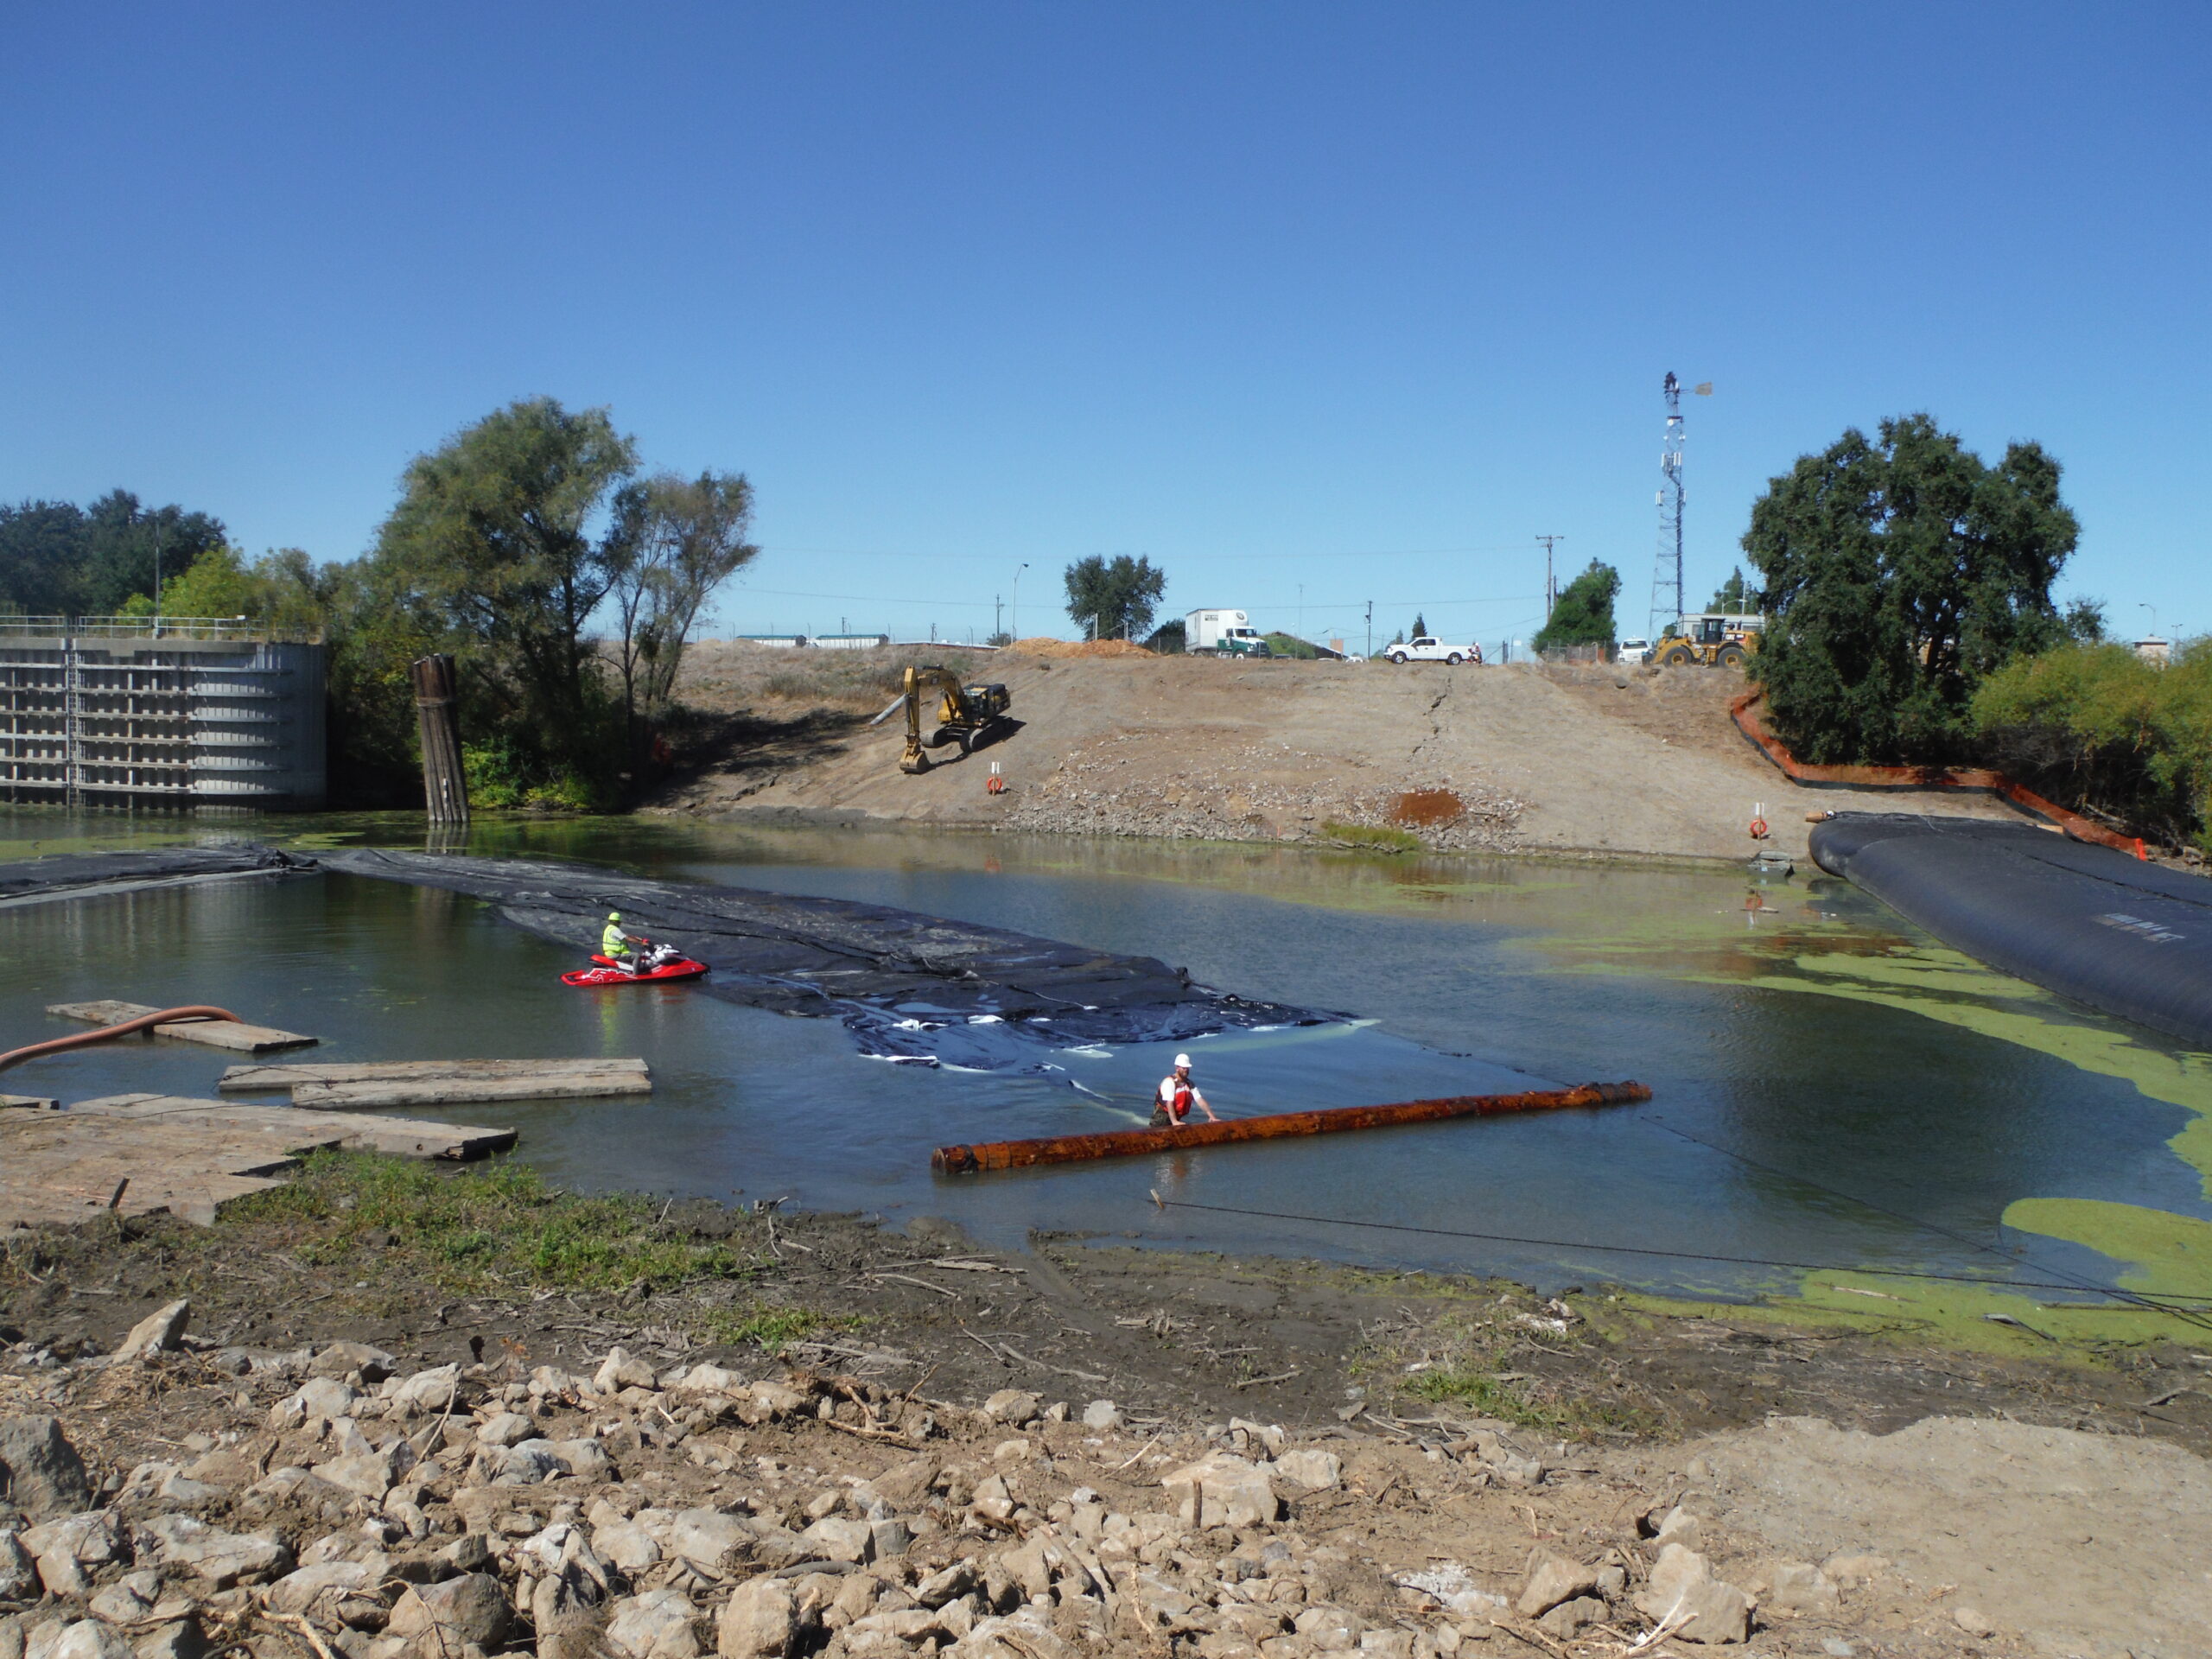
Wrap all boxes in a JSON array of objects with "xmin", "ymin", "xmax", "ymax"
[
  {"xmin": 868, "ymin": 664, "xmax": 1012, "ymax": 773},
  {"xmin": 1657, "ymin": 613, "xmax": 1762, "ymax": 669}
]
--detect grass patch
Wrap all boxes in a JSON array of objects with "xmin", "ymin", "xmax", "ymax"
[
  {"xmin": 1319, "ymin": 821, "xmax": 1424, "ymax": 854},
  {"xmin": 223, "ymin": 1149, "xmax": 766, "ymax": 1297},
  {"xmin": 702, "ymin": 1305, "xmax": 842, "ymax": 1356}
]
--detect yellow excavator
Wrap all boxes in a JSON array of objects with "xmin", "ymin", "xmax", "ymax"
[{"xmin": 868, "ymin": 664, "xmax": 1012, "ymax": 773}]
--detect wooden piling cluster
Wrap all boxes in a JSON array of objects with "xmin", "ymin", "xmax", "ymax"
[
  {"xmin": 410, "ymin": 652, "xmax": 469, "ymax": 823},
  {"xmin": 932, "ymin": 1080, "xmax": 1652, "ymax": 1173}
]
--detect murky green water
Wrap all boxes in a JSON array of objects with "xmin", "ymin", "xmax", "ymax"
[{"xmin": 5, "ymin": 808, "xmax": 2210, "ymax": 1333}]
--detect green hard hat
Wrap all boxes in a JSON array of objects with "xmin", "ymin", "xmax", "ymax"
[{"xmin": 607, "ymin": 912, "xmax": 621, "ymax": 922}]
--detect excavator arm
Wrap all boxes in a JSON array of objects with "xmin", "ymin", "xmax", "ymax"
[{"xmin": 868, "ymin": 664, "xmax": 1008, "ymax": 773}]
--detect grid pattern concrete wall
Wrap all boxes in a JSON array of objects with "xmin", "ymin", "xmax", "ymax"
[{"xmin": 0, "ymin": 622, "xmax": 326, "ymax": 808}]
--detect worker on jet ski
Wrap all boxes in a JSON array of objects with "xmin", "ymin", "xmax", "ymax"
[{"xmin": 601, "ymin": 912, "xmax": 673, "ymax": 976}]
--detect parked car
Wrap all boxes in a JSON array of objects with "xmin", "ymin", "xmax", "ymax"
[
  {"xmin": 1617, "ymin": 637, "xmax": 1653, "ymax": 664},
  {"xmin": 1383, "ymin": 636, "xmax": 1482, "ymax": 665}
]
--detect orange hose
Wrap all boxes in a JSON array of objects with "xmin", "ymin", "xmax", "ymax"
[{"xmin": 0, "ymin": 1006, "xmax": 243, "ymax": 1073}]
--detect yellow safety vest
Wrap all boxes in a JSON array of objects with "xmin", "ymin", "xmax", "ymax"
[{"xmin": 602, "ymin": 922, "xmax": 631, "ymax": 957}]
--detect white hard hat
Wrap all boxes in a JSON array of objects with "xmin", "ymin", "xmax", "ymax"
[{"xmin": 1174, "ymin": 1053, "xmax": 1192, "ymax": 1068}]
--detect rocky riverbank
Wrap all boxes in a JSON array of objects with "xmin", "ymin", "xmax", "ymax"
[{"xmin": 3, "ymin": 1160, "xmax": 2209, "ymax": 1658}]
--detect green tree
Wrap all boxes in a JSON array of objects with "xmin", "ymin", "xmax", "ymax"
[
  {"xmin": 1744, "ymin": 413, "xmax": 2077, "ymax": 763},
  {"xmin": 1974, "ymin": 639, "xmax": 2212, "ymax": 850},
  {"xmin": 0, "ymin": 501, "xmax": 92, "ymax": 615},
  {"xmin": 2063, "ymin": 596, "xmax": 2107, "ymax": 645},
  {"xmin": 1411, "ymin": 613, "xmax": 1428, "ymax": 638},
  {"xmin": 1708, "ymin": 566, "xmax": 1754, "ymax": 612},
  {"xmin": 1143, "ymin": 619, "xmax": 1185, "ymax": 654},
  {"xmin": 603, "ymin": 469, "xmax": 759, "ymax": 734},
  {"xmin": 369, "ymin": 398, "xmax": 639, "ymax": 780},
  {"xmin": 1533, "ymin": 560, "xmax": 1621, "ymax": 651},
  {"xmin": 1063, "ymin": 555, "xmax": 1166, "ymax": 639},
  {"xmin": 80, "ymin": 491, "xmax": 229, "ymax": 614}
]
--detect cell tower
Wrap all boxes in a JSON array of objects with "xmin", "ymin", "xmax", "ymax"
[{"xmin": 1648, "ymin": 372, "xmax": 1687, "ymax": 639}]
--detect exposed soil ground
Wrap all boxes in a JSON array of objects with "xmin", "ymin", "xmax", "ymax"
[
  {"xmin": 652, "ymin": 646, "xmax": 2028, "ymax": 865},
  {"xmin": 7, "ymin": 1167, "xmax": 2210, "ymax": 1657}
]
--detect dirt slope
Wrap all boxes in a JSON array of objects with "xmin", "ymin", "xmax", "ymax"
[{"xmin": 656, "ymin": 645, "xmax": 2026, "ymax": 863}]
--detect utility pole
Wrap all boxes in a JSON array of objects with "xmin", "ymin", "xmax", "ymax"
[
  {"xmin": 1535, "ymin": 535, "xmax": 1565, "ymax": 618},
  {"xmin": 1298, "ymin": 583, "xmax": 1305, "ymax": 641},
  {"xmin": 994, "ymin": 594, "xmax": 1003, "ymax": 640},
  {"xmin": 150, "ymin": 520, "xmax": 165, "ymax": 637},
  {"xmin": 1364, "ymin": 601, "xmax": 1373, "ymax": 658}
]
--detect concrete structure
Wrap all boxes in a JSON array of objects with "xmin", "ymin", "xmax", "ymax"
[{"xmin": 0, "ymin": 618, "xmax": 326, "ymax": 808}]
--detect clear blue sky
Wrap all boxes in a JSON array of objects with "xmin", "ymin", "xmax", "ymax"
[{"xmin": 5, "ymin": 3, "xmax": 2205, "ymax": 649}]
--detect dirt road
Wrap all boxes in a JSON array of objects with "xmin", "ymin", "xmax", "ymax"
[{"xmin": 657, "ymin": 646, "xmax": 2025, "ymax": 863}]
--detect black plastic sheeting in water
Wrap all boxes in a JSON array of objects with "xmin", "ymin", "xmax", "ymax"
[
  {"xmin": 0, "ymin": 844, "xmax": 315, "ymax": 906},
  {"xmin": 321, "ymin": 847, "xmax": 1333, "ymax": 1071},
  {"xmin": 1810, "ymin": 813, "xmax": 2212, "ymax": 1048}
]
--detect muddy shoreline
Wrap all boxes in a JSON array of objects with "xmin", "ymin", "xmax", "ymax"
[{"xmin": 9, "ymin": 1180, "xmax": 2205, "ymax": 1459}]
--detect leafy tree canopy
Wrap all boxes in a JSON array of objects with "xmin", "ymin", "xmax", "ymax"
[
  {"xmin": 1534, "ymin": 560, "xmax": 1621, "ymax": 651},
  {"xmin": 0, "ymin": 492, "xmax": 228, "ymax": 616},
  {"xmin": 372, "ymin": 397, "xmax": 639, "ymax": 734},
  {"xmin": 1411, "ymin": 613, "xmax": 1427, "ymax": 638},
  {"xmin": 604, "ymin": 468, "xmax": 759, "ymax": 721},
  {"xmin": 1143, "ymin": 619, "xmax": 1185, "ymax": 654},
  {"xmin": 2063, "ymin": 596, "xmax": 2107, "ymax": 645},
  {"xmin": 1745, "ymin": 413, "xmax": 2077, "ymax": 764},
  {"xmin": 1064, "ymin": 555, "xmax": 1166, "ymax": 639},
  {"xmin": 1708, "ymin": 566, "xmax": 1755, "ymax": 612}
]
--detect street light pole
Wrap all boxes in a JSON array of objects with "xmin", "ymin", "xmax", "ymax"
[{"xmin": 1011, "ymin": 563, "xmax": 1029, "ymax": 641}]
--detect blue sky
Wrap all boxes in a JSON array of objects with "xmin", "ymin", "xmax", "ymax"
[{"xmin": 4, "ymin": 3, "xmax": 2206, "ymax": 649}]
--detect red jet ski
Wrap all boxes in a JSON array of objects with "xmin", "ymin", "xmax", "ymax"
[{"xmin": 562, "ymin": 947, "xmax": 709, "ymax": 988}]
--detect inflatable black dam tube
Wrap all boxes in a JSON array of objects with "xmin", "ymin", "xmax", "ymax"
[{"xmin": 1810, "ymin": 813, "xmax": 2212, "ymax": 1048}]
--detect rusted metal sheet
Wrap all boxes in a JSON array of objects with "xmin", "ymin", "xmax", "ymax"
[{"xmin": 931, "ymin": 1080, "xmax": 1651, "ymax": 1173}]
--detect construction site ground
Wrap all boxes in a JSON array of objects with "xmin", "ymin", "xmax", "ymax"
[
  {"xmin": 652, "ymin": 647, "xmax": 2027, "ymax": 864},
  {"xmin": 5, "ymin": 1173, "xmax": 2209, "ymax": 1659}
]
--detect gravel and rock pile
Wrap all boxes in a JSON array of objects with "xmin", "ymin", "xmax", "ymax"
[{"xmin": 0, "ymin": 1299, "xmax": 2042, "ymax": 1659}]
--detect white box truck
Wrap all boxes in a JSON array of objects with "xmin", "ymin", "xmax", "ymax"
[{"xmin": 1185, "ymin": 609, "xmax": 1273, "ymax": 658}]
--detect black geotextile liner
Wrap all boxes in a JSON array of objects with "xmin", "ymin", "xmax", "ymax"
[
  {"xmin": 321, "ymin": 847, "xmax": 1333, "ymax": 1071},
  {"xmin": 0, "ymin": 843, "xmax": 315, "ymax": 904},
  {"xmin": 1810, "ymin": 812, "xmax": 2212, "ymax": 1048}
]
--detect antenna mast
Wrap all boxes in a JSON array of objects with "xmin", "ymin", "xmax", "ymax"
[{"xmin": 1649, "ymin": 372, "xmax": 1686, "ymax": 639}]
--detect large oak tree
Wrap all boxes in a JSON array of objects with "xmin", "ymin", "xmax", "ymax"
[{"xmin": 1744, "ymin": 414, "xmax": 2077, "ymax": 763}]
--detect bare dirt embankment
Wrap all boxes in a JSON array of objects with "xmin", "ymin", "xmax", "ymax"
[{"xmin": 652, "ymin": 646, "xmax": 2024, "ymax": 863}]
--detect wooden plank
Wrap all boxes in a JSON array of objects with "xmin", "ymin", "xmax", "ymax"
[
  {"xmin": 2, "ymin": 1094, "xmax": 60, "ymax": 1110},
  {"xmin": 932, "ymin": 1081, "xmax": 1655, "ymax": 1173},
  {"xmin": 219, "ymin": 1057, "xmax": 650, "ymax": 1092},
  {"xmin": 286, "ymin": 1073, "xmax": 652, "ymax": 1109},
  {"xmin": 67, "ymin": 1095, "xmax": 519, "ymax": 1160},
  {"xmin": 0, "ymin": 1094, "xmax": 518, "ymax": 1229},
  {"xmin": 45, "ymin": 1000, "xmax": 318, "ymax": 1053}
]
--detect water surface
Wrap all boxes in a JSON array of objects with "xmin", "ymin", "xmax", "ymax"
[{"xmin": 4, "ymin": 810, "xmax": 2208, "ymax": 1313}]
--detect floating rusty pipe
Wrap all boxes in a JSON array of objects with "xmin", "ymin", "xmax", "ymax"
[
  {"xmin": 0, "ymin": 1007, "xmax": 243, "ymax": 1073},
  {"xmin": 931, "ymin": 1080, "xmax": 1651, "ymax": 1174}
]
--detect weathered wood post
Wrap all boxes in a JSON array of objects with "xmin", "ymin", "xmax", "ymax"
[{"xmin": 409, "ymin": 654, "xmax": 468, "ymax": 823}]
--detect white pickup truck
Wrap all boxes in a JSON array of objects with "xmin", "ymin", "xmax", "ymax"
[{"xmin": 1383, "ymin": 636, "xmax": 1482, "ymax": 665}]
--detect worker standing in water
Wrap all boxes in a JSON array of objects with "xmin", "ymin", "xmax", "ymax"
[{"xmin": 1151, "ymin": 1053, "xmax": 1219, "ymax": 1128}]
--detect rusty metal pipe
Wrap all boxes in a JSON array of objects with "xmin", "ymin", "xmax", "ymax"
[
  {"xmin": 931, "ymin": 1080, "xmax": 1651, "ymax": 1174},
  {"xmin": 0, "ymin": 1007, "xmax": 242, "ymax": 1073}
]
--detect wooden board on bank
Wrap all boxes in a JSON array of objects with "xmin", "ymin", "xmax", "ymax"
[
  {"xmin": 46, "ymin": 1000, "xmax": 319, "ymax": 1053},
  {"xmin": 0, "ymin": 1095, "xmax": 517, "ymax": 1229},
  {"xmin": 219, "ymin": 1057, "xmax": 652, "ymax": 1109}
]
